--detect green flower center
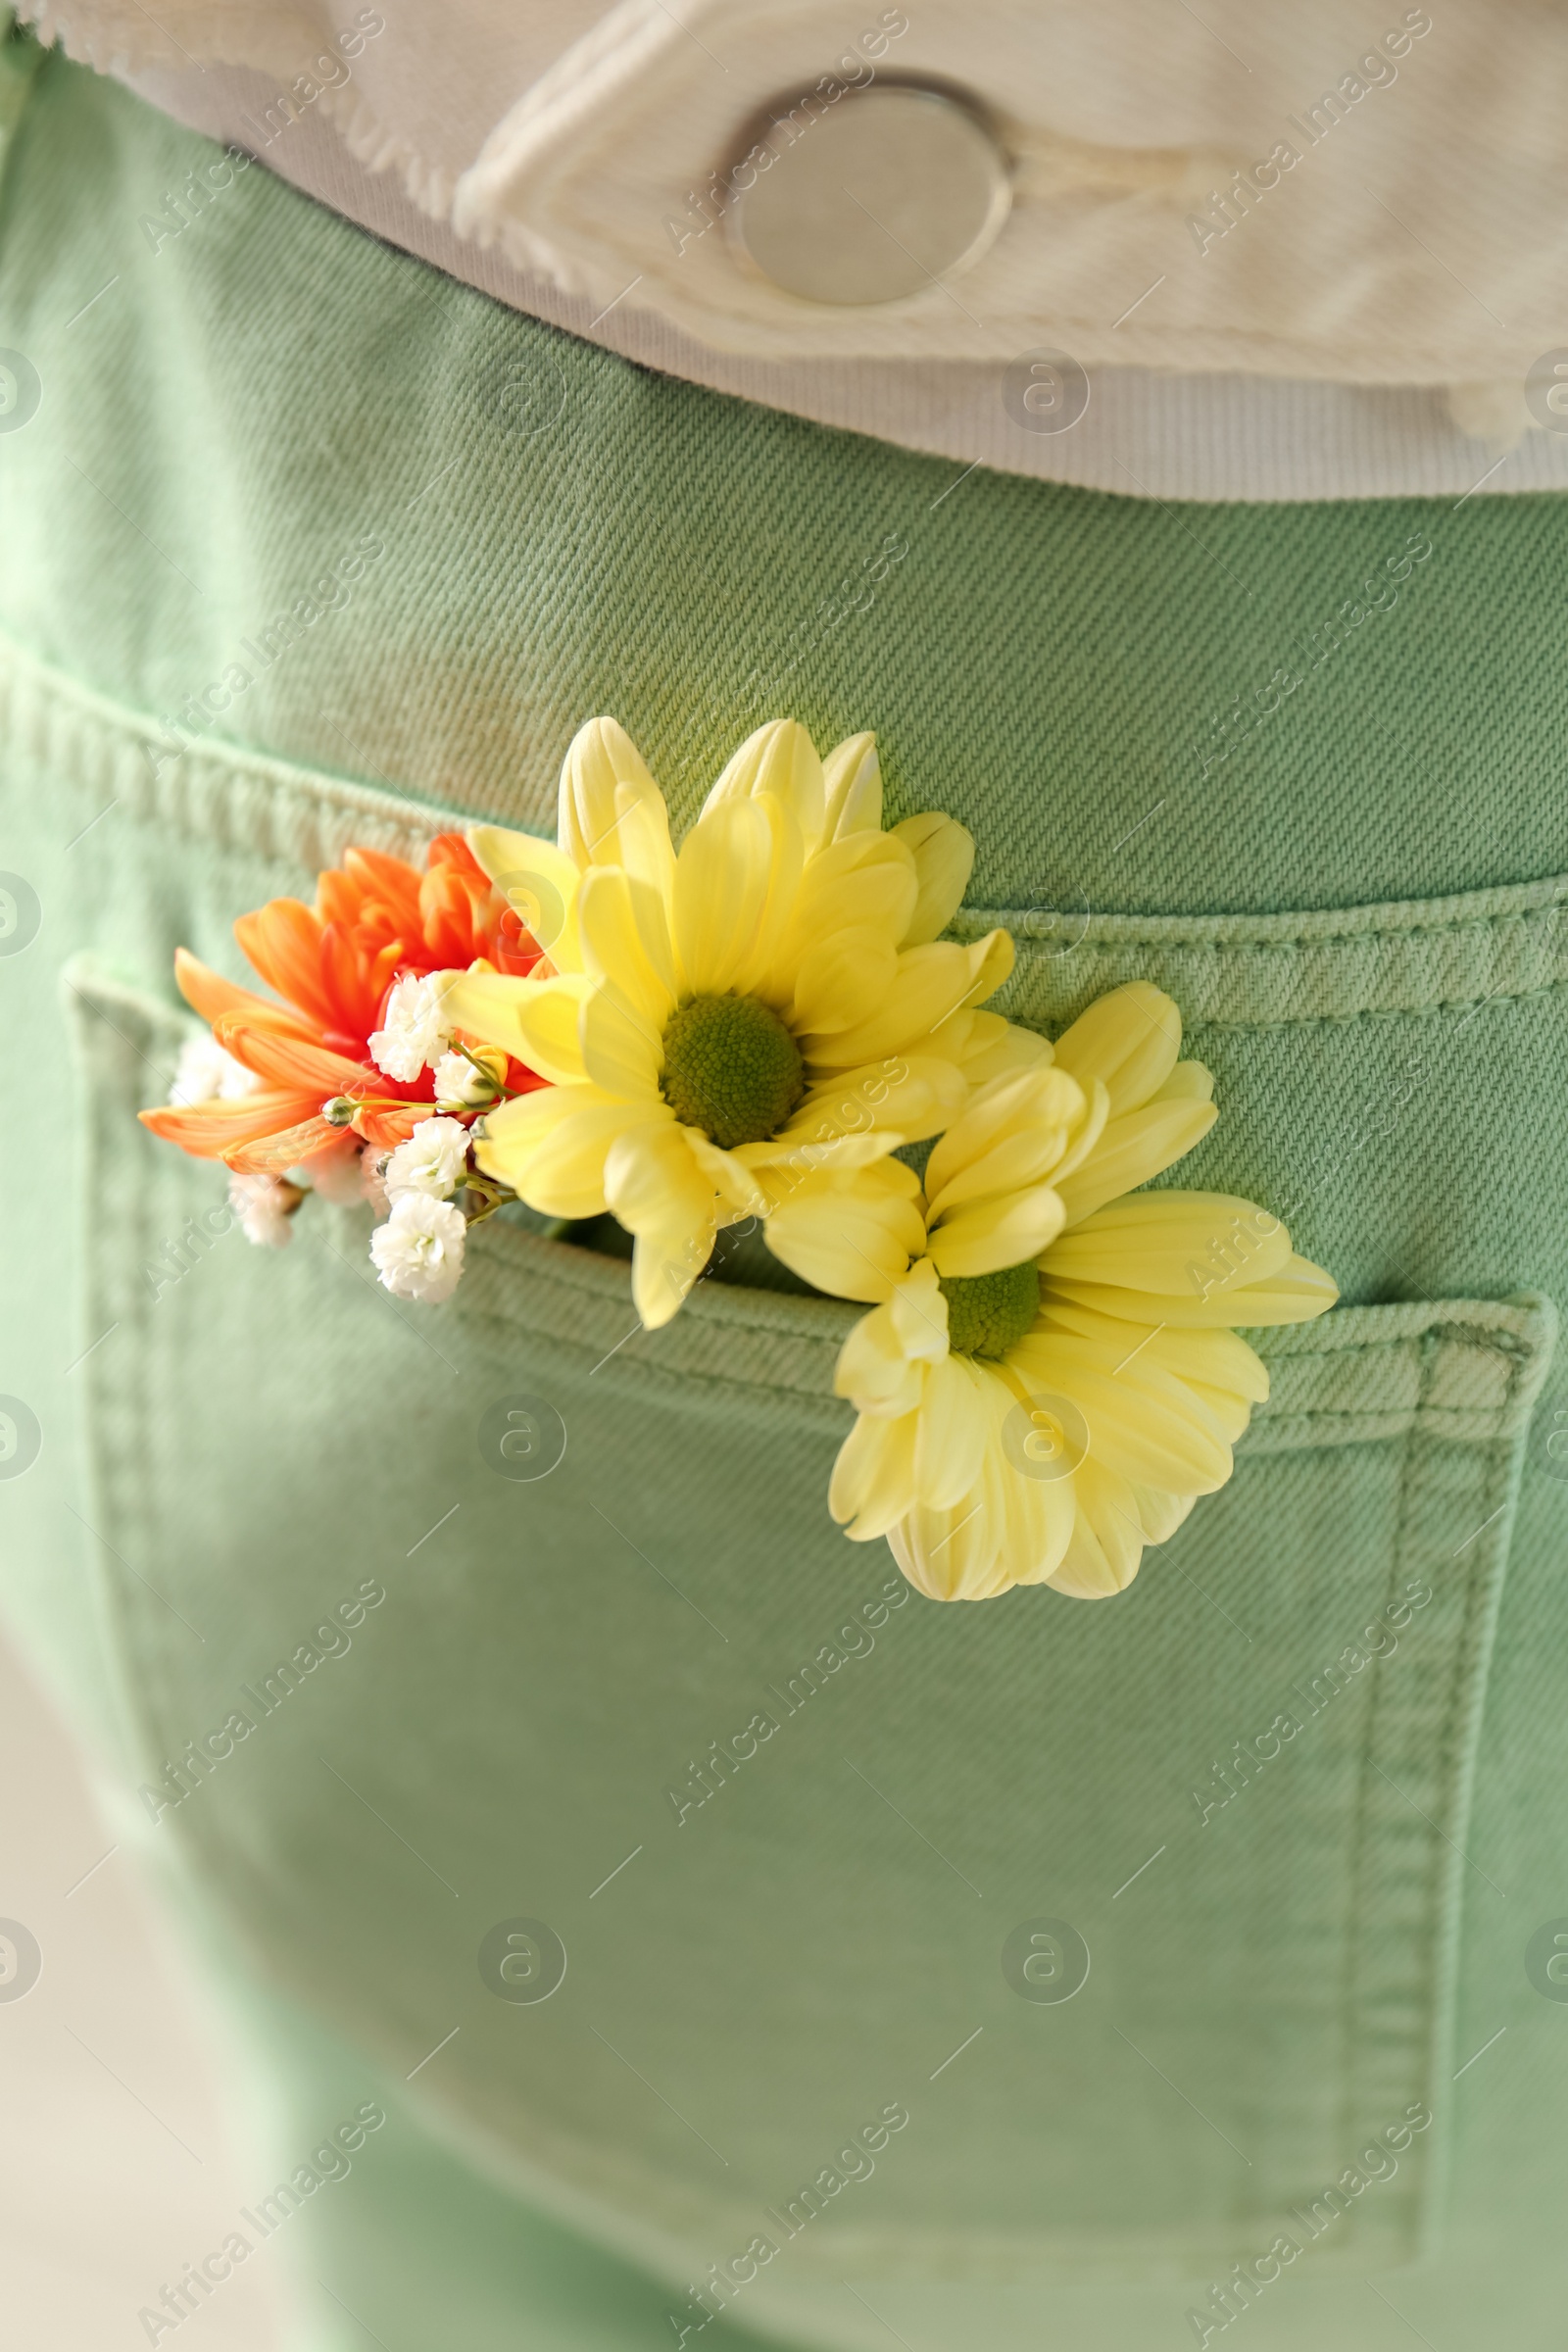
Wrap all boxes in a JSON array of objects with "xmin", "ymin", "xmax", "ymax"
[
  {"xmin": 939, "ymin": 1261, "xmax": 1043, "ymax": 1360},
  {"xmin": 661, "ymin": 993, "xmax": 806, "ymax": 1149}
]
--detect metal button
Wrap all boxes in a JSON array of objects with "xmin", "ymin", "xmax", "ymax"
[{"xmin": 728, "ymin": 82, "xmax": 1010, "ymax": 307}]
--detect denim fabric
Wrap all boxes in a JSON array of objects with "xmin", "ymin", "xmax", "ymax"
[{"xmin": 4, "ymin": 44, "xmax": 1568, "ymax": 2352}]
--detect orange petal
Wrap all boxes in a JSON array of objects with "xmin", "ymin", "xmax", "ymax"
[
  {"xmin": 139, "ymin": 1092, "xmax": 321, "ymax": 1159},
  {"xmin": 172, "ymin": 948, "xmax": 317, "ymax": 1040},
  {"xmin": 418, "ymin": 863, "xmax": 483, "ymax": 966},
  {"xmin": 429, "ymin": 833, "xmax": 487, "ymax": 883},
  {"xmin": 342, "ymin": 847, "xmax": 423, "ymax": 935},
  {"xmin": 317, "ymin": 867, "xmax": 363, "ymax": 929},
  {"xmin": 223, "ymin": 1115, "xmax": 338, "ymax": 1174},
  {"xmin": 366, "ymin": 939, "xmax": 406, "ymax": 1013},
  {"xmin": 357, "ymin": 1100, "xmax": 434, "ymax": 1149},
  {"xmin": 317, "ymin": 919, "xmax": 382, "ymax": 1041},
  {"xmin": 492, "ymin": 918, "xmax": 544, "ymax": 976},
  {"xmin": 235, "ymin": 900, "xmax": 337, "ymax": 1031},
  {"xmin": 212, "ymin": 1011, "xmax": 368, "ymax": 1096}
]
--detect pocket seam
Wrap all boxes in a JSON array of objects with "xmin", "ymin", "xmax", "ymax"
[
  {"xmin": 10, "ymin": 627, "xmax": 1568, "ymax": 1033},
  {"xmin": 65, "ymin": 953, "xmax": 1558, "ymax": 1433},
  {"xmin": 1343, "ymin": 1311, "xmax": 1541, "ymax": 2251}
]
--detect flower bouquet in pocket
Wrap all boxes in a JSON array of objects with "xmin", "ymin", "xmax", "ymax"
[{"xmin": 144, "ymin": 717, "xmax": 1337, "ymax": 1601}]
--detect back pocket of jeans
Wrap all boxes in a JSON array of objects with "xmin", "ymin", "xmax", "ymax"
[{"xmin": 67, "ymin": 953, "xmax": 1556, "ymax": 2297}]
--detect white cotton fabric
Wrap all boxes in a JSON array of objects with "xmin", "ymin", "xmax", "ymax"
[{"xmin": 22, "ymin": 0, "xmax": 1568, "ymax": 500}]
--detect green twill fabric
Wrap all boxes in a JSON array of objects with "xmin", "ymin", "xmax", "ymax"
[{"xmin": 4, "ymin": 38, "xmax": 1568, "ymax": 2352}]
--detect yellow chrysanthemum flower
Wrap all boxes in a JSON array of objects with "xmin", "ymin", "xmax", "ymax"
[
  {"xmin": 440, "ymin": 717, "xmax": 1020, "ymax": 1325},
  {"xmin": 764, "ymin": 982, "xmax": 1339, "ymax": 1602}
]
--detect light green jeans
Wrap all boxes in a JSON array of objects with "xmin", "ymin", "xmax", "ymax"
[{"xmin": 4, "ymin": 35, "xmax": 1568, "ymax": 2352}]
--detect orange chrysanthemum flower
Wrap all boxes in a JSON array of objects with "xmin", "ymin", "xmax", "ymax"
[{"xmin": 140, "ymin": 834, "xmax": 545, "ymax": 1176}]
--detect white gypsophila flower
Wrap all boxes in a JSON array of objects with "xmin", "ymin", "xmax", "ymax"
[
  {"xmin": 296, "ymin": 1141, "xmax": 367, "ymax": 1205},
  {"xmin": 170, "ymin": 1034, "xmax": 258, "ymax": 1106},
  {"xmin": 433, "ymin": 1048, "xmax": 495, "ymax": 1107},
  {"xmin": 383, "ymin": 1116, "xmax": 471, "ymax": 1202},
  {"xmin": 368, "ymin": 972, "xmax": 451, "ymax": 1082},
  {"xmin": 369, "ymin": 1192, "xmax": 466, "ymax": 1303},
  {"xmin": 227, "ymin": 1171, "xmax": 299, "ymax": 1248}
]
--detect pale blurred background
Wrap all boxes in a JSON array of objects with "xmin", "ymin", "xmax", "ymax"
[{"xmin": 0, "ymin": 1627, "xmax": 283, "ymax": 2351}]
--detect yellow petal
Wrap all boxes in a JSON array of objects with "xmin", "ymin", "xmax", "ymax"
[
  {"xmin": 887, "ymin": 1506, "xmax": 1003, "ymax": 1600},
  {"xmin": 631, "ymin": 1225, "xmax": 712, "ymax": 1328},
  {"xmin": 1046, "ymin": 1271, "xmax": 1283, "ymax": 1330},
  {"xmin": 603, "ymin": 1116, "xmax": 710, "ymax": 1230},
  {"xmin": 1146, "ymin": 1323, "xmax": 1269, "ymax": 1403},
  {"xmin": 1016, "ymin": 1312, "xmax": 1259, "ymax": 1448},
  {"xmin": 835, "ymin": 1301, "xmax": 928, "ymax": 1417},
  {"xmin": 762, "ymin": 1163, "xmax": 925, "ymax": 1300},
  {"xmin": 580, "ymin": 982, "xmax": 663, "ymax": 1102},
  {"xmin": 1180, "ymin": 1380, "xmax": 1255, "ymax": 1444},
  {"xmin": 913, "ymin": 1353, "xmax": 992, "ymax": 1508},
  {"xmin": 999, "ymin": 1446, "xmax": 1079, "ymax": 1591},
  {"xmin": 465, "ymin": 829, "xmax": 582, "ymax": 967},
  {"xmin": 788, "ymin": 829, "xmax": 917, "ymax": 956},
  {"xmin": 1047, "ymin": 1458, "xmax": 1146, "ymax": 1598},
  {"xmin": 558, "ymin": 717, "xmax": 675, "ymax": 898},
  {"xmin": 1038, "ymin": 1299, "xmax": 1271, "ymax": 1404},
  {"xmin": 1223, "ymin": 1252, "xmax": 1339, "ymax": 1327},
  {"xmin": 809, "ymin": 933, "xmax": 1012, "ymax": 1067},
  {"xmin": 957, "ymin": 931, "xmax": 1016, "ymax": 1012},
  {"xmin": 475, "ymin": 1084, "xmax": 656, "ymax": 1218},
  {"xmin": 603, "ymin": 1122, "xmax": 717, "ymax": 1326},
  {"xmin": 892, "ymin": 812, "xmax": 975, "ymax": 947},
  {"xmin": 926, "ymin": 1124, "xmax": 1077, "ymax": 1218},
  {"xmin": 924, "ymin": 1065, "xmax": 1086, "ymax": 1213},
  {"xmin": 946, "ymin": 1009, "xmax": 1054, "ymax": 1084},
  {"xmin": 672, "ymin": 794, "xmax": 801, "ymax": 1000},
  {"xmin": 889, "ymin": 1257, "xmax": 950, "ymax": 1363},
  {"xmin": 886, "ymin": 1405, "xmax": 1030, "ymax": 1598},
  {"xmin": 1152, "ymin": 1060, "xmax": 1214, "ymax": 1103},
  {"xmin": 441, "ymin": 970, "xmax": 590, "ymax": 1084},
  {"xmin": 1008, "ymin": 1335, "xmax": 1234, "ymax": 1493},
  {"xmin": 471, "ymin": 1081, "xmax": 585, "ymax": 1191},
  {"xmin": 682, "ymin": 1128, "xmax": 769, "ymax": 1218},
  {"xmin": 575, "ymin": 865, "xmax": 676, "ymax": 1027},
  {"xmin": 1043, "ymin": 1192, "xmax": 1294, "ymax": 1298},
  {"xmin": 820, "ymin": 732, "xmax": 882, "ymax": 839},
  {"xmin": 739, "ymin": 1129, "xmax": 904, "ymax": 1189},
  {"xmin": 1053, "ymin": 1093, "xmax": 1219, "ymax": 1228},
  {"xmin": 928, "ymin": 1188, "xmax": 1065, "ymax": 1278},
  {"xmin": 1124, "ymin": 1483, "xmax": 1198, "ymax": 1545},
  {"xmin": 789, "ymin": 1053, "xmax": 969, "ymax": 1150},
  {"xmin": 830, "ymin": 1407, "xmax": 920, "ymax": 1538},
  {"xmin": 1040, "ymin": 1080, "xmax": 1108, "ymax": 1189},
  {"xmin": 1051, "ymin": 981, "xmax": 1182, "ymax": 1115},
  {"xmin": 703, "ymin": 719, "xmax": 825, "ymax": 852},
  {"xmin": 790, "ymin": 926, "xmax": 899, "ymax": 1037}
]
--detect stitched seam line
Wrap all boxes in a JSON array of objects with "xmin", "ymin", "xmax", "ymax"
[
  {"xmin": 1183, "ymin": 980, "xmax": 1568, "ymax": 1038},
  {"xmin": 7, "ymin": 634, "xmax": 1568, "ymax": 1025},
  {"xmin": 1335, "ymin": 1322, "xmax": 1441, "ymax": 2222},
  {"xmin": 466, "ymin": 1247, "xmax": 1541, "ymax": 1408},
  {"xmin": 962, "ymin": 898, "xmax": 1568, "ymax": 954},
  {"xmin": 464, "ymin": 1309, "xmax": 852, "ymax": 1416},
  {"xmin": 1411, "ymin": 1376, "xmax": 1522, "ymax": 2249}
]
